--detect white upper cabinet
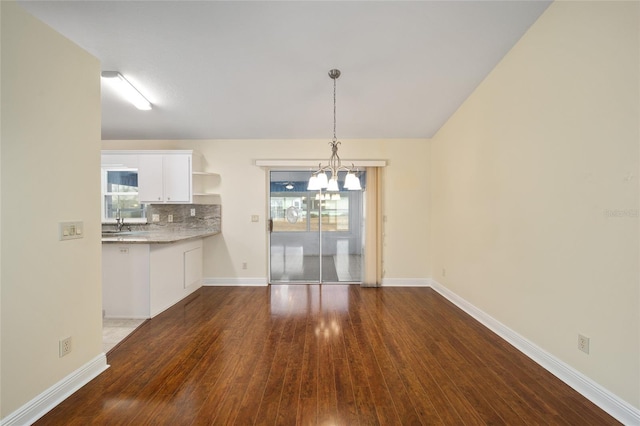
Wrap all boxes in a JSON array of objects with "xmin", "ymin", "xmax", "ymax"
[
  {"xmin": 138, "ymin": 154, "xmax": 164, "ymax": 202},
  {"xmin": 102, "ymin": 150, "xmax": 218, "ymax": 204},
  {"xmin": 138, "ymin": 154, "xmax": 191, "ymax": 203},
  {"xmin": 163, "ymin": 154, "xmax": 191, "ymax": 202}
]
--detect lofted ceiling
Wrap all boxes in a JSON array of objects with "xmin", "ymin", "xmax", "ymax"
[{"xmin": 18, "ymin": 1, "xmax": 551, "ymax": 141}]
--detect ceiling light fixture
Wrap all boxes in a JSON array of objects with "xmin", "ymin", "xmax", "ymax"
[
  {"xmin": 307, "ymin": 69, "xmax": 361, "ymax": 192},
  {"xmin": 101, "ymin": 71, "xmax": 152, "ymax": 110}
]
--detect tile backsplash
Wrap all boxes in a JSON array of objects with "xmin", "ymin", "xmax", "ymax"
[
  {"xmin": 102, "ymin": 204, "xmax": 221, "ymax": 233},
  {"xmin": 146, "ymin": 204, "xmax": 221, "ymax": 231}
]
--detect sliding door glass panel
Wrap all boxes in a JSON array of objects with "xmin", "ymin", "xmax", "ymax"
[
  {"xmin": 320, "ymin": 172, "xmax": 364, "ymax": 283},
  {"xmin": 269, "ymin": 171, "xmax": 320, "ymax": 283}
]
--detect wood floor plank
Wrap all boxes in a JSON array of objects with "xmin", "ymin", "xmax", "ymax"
[
  {"xmin": 333, "ymin": 354, "xmax": 359, "ymax": 425},
  {"xmin": 347, "ymin": 302, "xmax": 402, "ymax": 425},
  {"xmin": 366, "ymin": 314, "xmax": 449, "ymax": 424},
  {"xmin": 342, "ymin": 314, "xmax": 381, "ymax": 425},
  {"xmin": 277, "ymin": 320, "xmax": 306, "ymax": 425},
  {"xmin": 234, "ymin": 315, "xmax": 288, "ymax": 425},
  {"xmin": 359, "ymin": 306, "xmax": 423, "ymax": 424},
  {"xmin": 255, "ymin": 316, "xmax": 297, "ymax": 424},
  {"xmin": 316, "ymin": 319, "xmax": 338, "ymax": 425},
  {"xmin": 34, "ymin": 286, "xmax": 620, "ymax": 426}
]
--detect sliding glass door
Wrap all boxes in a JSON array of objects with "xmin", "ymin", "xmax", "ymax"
[{"xmin": 269, "ymin": 170, "xmax": 364, "ymax": 284}]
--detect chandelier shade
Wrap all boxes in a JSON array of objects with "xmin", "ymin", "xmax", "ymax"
[
  {"xmin": 307, "ymin": 175, "xmax": 320, "ymax": 191},
  {"xmin": 344, "ymin": 172, "xmax": 362, "ymax": 190}
]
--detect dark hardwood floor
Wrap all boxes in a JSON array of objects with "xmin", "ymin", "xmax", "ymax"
[{"xmin": 36, "ymin": 285, "xmax": 619, "ymax": 425}]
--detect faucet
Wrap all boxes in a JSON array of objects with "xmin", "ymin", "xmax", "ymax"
[{"xmin": 115, "ymin": 209, "xmax": 131, "ymax": 232}]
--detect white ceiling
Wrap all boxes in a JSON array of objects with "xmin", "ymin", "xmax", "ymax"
[{"xmin": 18, "ymin": 0, "xmax": 551, "ymax": 140}]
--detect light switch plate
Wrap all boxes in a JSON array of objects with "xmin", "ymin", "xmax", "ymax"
[{"xmin": 59, "ymin": 221, "xmax": 83, "ymax": 241}]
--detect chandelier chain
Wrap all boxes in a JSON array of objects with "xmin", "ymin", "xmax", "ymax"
[{"xmin": 333, "ymin": 76, "xmax": 337, "ymax": 142}]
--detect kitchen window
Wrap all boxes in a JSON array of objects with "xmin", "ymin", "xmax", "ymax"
[{"xmin": 101, "ymin": 168, "xmax": 147, "ymax": 223}]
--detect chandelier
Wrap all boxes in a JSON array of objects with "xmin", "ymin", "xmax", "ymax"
[{"xmin": 307, "ymin": 69, "xmax": 362, "ymax": 192}]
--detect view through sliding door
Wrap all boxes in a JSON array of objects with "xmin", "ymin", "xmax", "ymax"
[{"xmin": 269, "ymin": 170, "xmax": 365, "ymax": 284}]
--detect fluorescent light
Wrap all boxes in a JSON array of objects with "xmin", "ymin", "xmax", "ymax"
[{"xmin": 101, "ymin": 71, "xmax": 152, "ymax": 110}]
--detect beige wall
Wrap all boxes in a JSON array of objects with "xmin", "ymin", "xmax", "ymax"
[
  {"xmin": 1, "ymin": 2, "xmax": 102, "ymax": 417},
  {"xmin": 101, "ymin": 139, "xmax": 431, "ymax": 282},
  {"xmin": 430, "ymin": 1, "xmax": 639, "ymax": 408}
]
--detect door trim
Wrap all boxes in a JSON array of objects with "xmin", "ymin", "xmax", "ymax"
[{"xmin": 256, "ymin": 159, "xmax": 386, "ymax": 167}]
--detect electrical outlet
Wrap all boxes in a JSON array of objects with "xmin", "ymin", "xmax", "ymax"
[
  {"xmin": 442, "ymin": 268, "xmax": 446, "ymax": 277},
  {"xmin": 242, "ymin": 262, "xmax": 248, "ymax": 270},
  {"xmin": 251, "ymin": 215, "xmax": 259, "ymax": 222},
  {"xmin": 578, "ymin": 334, "xmax": 590, "ymax": 354},
  {"xmin": 168, "ymin": 214, "xmax": 173, "ymax": 223},
  {"xmin": 59, "ymin": 337, "xmax": 72, "ymax": 357},
  {"xmin": 152, "ymin": 214, "xmax": 160, "ymax": 222},
  {"xmin": 191, "ymin": 208, "xmax": 196, "ymax": 217}
]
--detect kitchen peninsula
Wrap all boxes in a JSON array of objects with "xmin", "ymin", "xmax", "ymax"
[{"xmin": 102, "ymin": 204, "xmax": 220, "ymax": 320}]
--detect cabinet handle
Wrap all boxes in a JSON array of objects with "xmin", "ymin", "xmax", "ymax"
[{"xmin": 157, "ymin": 197, "xmax": 161, "ymax": 201}]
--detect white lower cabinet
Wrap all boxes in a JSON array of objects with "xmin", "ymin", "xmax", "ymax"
[
  {"xmin": 102, "ymin": 239, "xmax": 203, "ymax": 319},
  {"xmin": 102, "ymin": 244, "xmax": 150, "ymax": 319},
  {"xmin": 149, "ymin": 239, "xmax": 203, "ymax": 317}
]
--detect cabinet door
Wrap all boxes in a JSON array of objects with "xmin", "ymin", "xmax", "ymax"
[
  {"xmin": 138, "ymin": 155, "xmax": 164, "ymax": 203},
  {"xmin": 163, "ymin": 154, "xmax": 191, "ymax": 202},
  {"xmin": 102, "ymin": 244, "xmax": 150, "ymax": 318},
  {"xmin": 150, "ymin": 239, "xmax": 202, "ymax": 317},
  {"xmin": 183, "ymin": 246, "xmax": 203, "ymax": 288}
]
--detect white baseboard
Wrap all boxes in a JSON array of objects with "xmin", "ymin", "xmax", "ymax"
[
  {"xmin": 1, "ymin": 354, "xmax": 109, "ymax": 426},
  {"xmin": 203, "ymin": 277, "xmax": 268, "ymax": 287},
  {"xmin": 204, "ymin": 277, "xmax": 431, "ymax": 287},
  {"xmin": 381, "ymin": 278, "xmax": 431, "ymax": 287},
  {"xmin": 429, "ymin": 279, "xmax": 640, "ymax": 425}
]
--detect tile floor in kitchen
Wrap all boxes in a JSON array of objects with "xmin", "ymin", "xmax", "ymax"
[{"xmin": 103, "ymin": 318, "xmax": 146, "ymax": 353}]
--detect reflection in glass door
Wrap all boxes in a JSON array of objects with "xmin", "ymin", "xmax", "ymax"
[{"xmin": 269, "ymin": 170, "xmax": 364, "ymax": 284}]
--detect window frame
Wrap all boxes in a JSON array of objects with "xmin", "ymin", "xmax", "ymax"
[{"xmin": 101, "ymin": 167, "xmax": 147, "ymax": 224}]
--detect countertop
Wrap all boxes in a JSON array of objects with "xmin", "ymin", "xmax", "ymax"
[{"xmin": 101, "ymin": 228, "xmax": 220, "ymax": 244}]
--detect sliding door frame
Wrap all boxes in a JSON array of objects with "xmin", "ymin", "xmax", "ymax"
[{"xmin": 257, "ymin": 160, "xmax": 386, "ymax": 286}]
